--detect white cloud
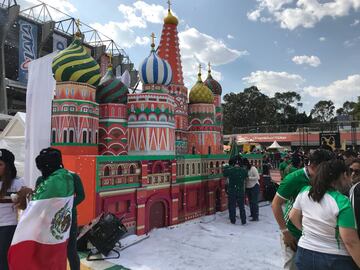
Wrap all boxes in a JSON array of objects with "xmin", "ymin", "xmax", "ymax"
[
  {"xmin": 344, "ymin": 36, "xmax": 360, "ymax": 47},
  {"xmin": 117, "ymin": 1, "xmax": 169, "ymax": 30},
  {"xmin": 351, "ymin": 19, "xmax": 360, "ymax": 26},
  {"xmin": 179, "ymin": 27, "xmax": 248, "ymax": 87},
  {"xmin": 247, "ymin": 9, "xmax": 262, "ymax": 21},
  {"xmin": 89, "ymin": 1, "xmax": 170, "ymax": 49},
  {"xmin": 90, "ymin": 22, "xmax": 149, "ymax": 48},
  {"xmin": 292, "ymin": 55, "xmax": 321, "ymax": 67},
  {"xmin": 319, "ymin": 37, "xmax": 326, "ymax": 42},
  {"xmin": 227, "ymin": 34, "xmax": 235, "ymax": 39},
  {"xmin": 304, "ymin": 74, "xmax": 360, "ymax": 107},
  {"xmin": 248, "ymin": 0, "xmax": 360, "ymax": 30},
  {"xmin": 242, "ymin": 70, "xmax": 305, "ymax": 96}
]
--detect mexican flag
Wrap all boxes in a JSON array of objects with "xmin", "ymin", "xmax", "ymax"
[{"xmin": 8, "ymin": 169, "xmax": 74, "ymax": 270}]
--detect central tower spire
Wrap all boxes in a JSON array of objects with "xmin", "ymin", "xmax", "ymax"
[{"xmin": 158, "ymin": 1, "xmax": 188, "ymax": 154}]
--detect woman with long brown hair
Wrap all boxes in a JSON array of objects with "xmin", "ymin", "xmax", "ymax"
[
  {"xmin": 290, "ymin": 159, "xmax": 360, "ymax": 269},
  {"xmin": 0, "ymin": 149, "xmax": 23, "ymax": 270}
]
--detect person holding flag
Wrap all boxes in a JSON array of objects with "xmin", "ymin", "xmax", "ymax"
[{"xmin": 8, "ymin": 148, "xmax": 75, "ymax": 270}]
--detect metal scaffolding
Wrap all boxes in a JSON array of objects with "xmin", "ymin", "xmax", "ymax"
[{"xmin": 19, "ymin": 1, "xmax": 131, "ymax": 63}]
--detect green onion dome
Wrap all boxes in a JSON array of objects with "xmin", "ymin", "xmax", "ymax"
[
  {"xmin": 52, "ymin": 38, "xmax": 101, "ymax": 86},
  {"xmin": 96, "ymin": 67, "xmax": 128, "ymax": 104},
  {"xmin": 189, "ymin": 71, "xmax": 214, "ymax": 104}
]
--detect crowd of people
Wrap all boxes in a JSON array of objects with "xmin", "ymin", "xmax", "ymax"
[
  {"xmin": 0, "ymin": 148, "xmax": 84, "ymax": 270},
  {"xmin": 223, "ymin": 146, "xmax": 360, "ymax": 269},
  {"xmin": 272, "ymin": 148, "xmax": 360, "ymax": 270}
]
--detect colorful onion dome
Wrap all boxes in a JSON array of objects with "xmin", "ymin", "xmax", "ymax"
[
  {"xmin": 96, "ymin": 66, "xmax": 128, "ymax": 104},
  {"xmin": 204, "ymin": 63, "xmax": 222, "ymax": 95},
  {"xmin": 52, "ymin": 37, "xmax": 101, "ymax": 87},
  {"xmin": 164, "ymin": 9, "xmax": 178, "ymax": 25},
  {"xmin": 139, "ymin": 34, "xmax": 172, "ymax": 86},
  {"xmin": 189, "ymin": 67, "xmax": 214, "ymax": 104}
]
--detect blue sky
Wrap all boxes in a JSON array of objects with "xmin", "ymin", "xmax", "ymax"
[{"xmin": 21, "ymin": 0, "xmax": 360, "ymax": 112}]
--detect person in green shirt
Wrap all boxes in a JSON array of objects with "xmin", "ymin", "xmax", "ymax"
[
  {"xmin": 271, "ymin": 149, "xmax": 334, "ymax": 270},
  {"xmin": 283, "ymin": 155, "xmax": 302, "ymax": 179},
  {"xmin": 279, "ymin": 156, "xmax": 291, "ymax": 180},
  {"xmin": 35, "ymin": 148, "xmax": 85, "ymax": 270},
  {"xmin": 223, "ymin": 156, "xmax": 248, "ymax": 225}
]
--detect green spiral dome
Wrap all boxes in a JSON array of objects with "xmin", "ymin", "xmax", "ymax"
[
  {"xmin": 52, "ymin": 38, "xmax": 101, "ymax": 86},
  {"xmin": 96, "ymin": 68, "xmax": 128, "ymax": 104}
]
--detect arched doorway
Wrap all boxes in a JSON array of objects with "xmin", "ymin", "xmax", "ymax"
[
  {"xmin": 215, "ymin": 189, "xmax": 221, "ymax": 212},
  {"xmin": 149, "ymin": 201, "xmax": 166, "ymax": 231}
]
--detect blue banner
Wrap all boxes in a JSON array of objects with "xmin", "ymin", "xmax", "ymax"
[{"xmin": 18, "ymin": 20, "xmax": 38, "ymax": 83}]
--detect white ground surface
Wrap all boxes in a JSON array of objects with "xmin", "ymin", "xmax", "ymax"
[{"xmin": 108, "ymin": 203, "xmax": 283, "ymax": 270}]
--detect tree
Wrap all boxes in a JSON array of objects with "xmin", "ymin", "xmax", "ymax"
[
  {"xmin": 222, "ymin": 86, "xmax": 277, "ymax": 133},
  {"xmin": 310, "ymin": 100, "xmax": 335, "ymax": 122},
  {"xmin": 336, "ymin": 101, "xmax": 356, "ymax": 116},
  {"xmin": 274, "ymin": 91, "xmax": 302, "ymax": 125}
]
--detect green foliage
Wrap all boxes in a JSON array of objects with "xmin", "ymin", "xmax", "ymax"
[
  {"xmin": 310, "ymin": 100, "xmax": 335, "ymax": 122},
  {"xmin": 222, "ymin": 86, "xmax": 311, "ymax": 134}
]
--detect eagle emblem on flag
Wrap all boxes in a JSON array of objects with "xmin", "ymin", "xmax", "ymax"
[{"xmin": 50, "ymin": 201, "xmax": 72, "ymax": 240}]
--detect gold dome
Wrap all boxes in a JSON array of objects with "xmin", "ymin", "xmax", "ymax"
[
  {"xmin": 164, "ymin": 10, "xmax": 178, "ymax": 25},
  {"xmin": 189, "ymin": 71, "xmax": 214, "ymax": 104}
]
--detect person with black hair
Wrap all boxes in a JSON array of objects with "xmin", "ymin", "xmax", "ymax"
[
  {"xmin": 244, "ymin": 158, "xmax": 260, "ymax": 221},
  {"xmin": 223, "ymin": 156, "xmax": 248, "ymax": 224},
  {"xmin": 349, "ymin": 158, "xmax": 360, "ymax": 238},
  {"xmin": 0, "ymin": 149, "xmax": 23, "ymax": 270},
  {"xmin": 35, "ymin": 148, "xmax": 85, "ymax": 270},
  {"xmin": 290, "ymin": 159, "xmax": 360, "ymax": 269},
  {"xmin": 271, "ymin": 149, "xmax": 335, "ymax": 270},
  {"xmin": 283, "ymin": 155, "xmax": 302, "ymax": 179}
]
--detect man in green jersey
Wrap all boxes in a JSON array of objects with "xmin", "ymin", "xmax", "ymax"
[
  {"xmin": 279, "ymin": 155, "xmax": 291, "ymax": 180},
  {"xmin": 271, "ymin": 149, "xmax": 334, "ymax": 270},
  {"xmin": 283, "ymin": 155, "xmax": 302, "ymax": 179},
  {"xmin": 223, "ymin": 156, "xmax": 248, "ymax": 225}
]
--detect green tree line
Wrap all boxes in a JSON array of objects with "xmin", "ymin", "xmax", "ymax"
[{"xmin": 222, "ymin": 86, "xmax": 360, "ymax": 134}]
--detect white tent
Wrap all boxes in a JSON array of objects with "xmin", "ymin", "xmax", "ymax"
[
  {"xmin": 0, "ymin": 112, "xmax": 26, "ymax": 177},
  {"xmin": 268, "ymin": 140, "xmax": 284, "ymax": 150}
]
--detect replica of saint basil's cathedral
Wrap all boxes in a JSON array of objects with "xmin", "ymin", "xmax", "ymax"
[{"xmin": 50, "ymin": 4, "xmax": 228, "ymax": 235}]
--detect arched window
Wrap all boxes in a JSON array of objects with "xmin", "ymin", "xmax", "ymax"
[
  {"xmin": 192, "ymin": 163, "xmax": 195, "ymax": 174},
  {"xmin": 52, "ymin": 130, "xmax": 56, "ymax": 143},
  {"xmin": 181, "ymin": 164, "xmax": 185, "ymax": 175},
  {"xmin": 63, "ymin": 130, "xmax": 67, "ymax": 143},
  {"xmin": 192, "ymin": 146, "xmax": 196, "ymax": 155},
  {"xmin": 95, "ymin": 131, "xmax": 98, "ymax": 144},
  {"xmin": 198, "ymin": 163, "xmax": 201, "ymax": 174},
  {"xmin": 82, "ymin": 130, "xmax": 87, "ymax": 144},
  {"xmin": 210, "ymin": 162, "xmax": 214, "ymax": 168},
  {"xmin": 208, "ymin": 146, "xmax": 212, "ymax": 155},
  {"xmin": 104, "ymin": 166, "xmax": 110, "ymax": 176},
  {"xmin": 89, "ymin": 131, "xmax": 92, "ymax": 143},
  {"xmin": 186, "ymin": 164, "xmax": 189, "ymax": 175},
  {"xmin": 69, "ymin": 130, "xmax": 74, "ymax": 143},
  {"xmin": 153, "ymin": 162, "xmax": 163, "ymax": 174},
  {"xmin": 117, "ymin": 166, "xmax": 123, "ymax": 175},
  {"xmin": 216, "ymin": 161, "xmax": 219, "ymax": 168},
  {"xmin": 130, "ymin": 165, "xmax": 136, "ymax": 174}
]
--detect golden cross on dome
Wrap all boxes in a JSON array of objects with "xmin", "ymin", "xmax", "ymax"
[
  {"xmin": 75, "ymin": 19, "xmax": 81, "ymax": 33},
  {"xmin": 208, "ymin": 62, "xmax": 211, "ymax": 73},
  {"xmin": 150, "ymin": 32, "xmax": 156, "ymax": 49},
  {"xmin": 198, "ymin": 63, "xmax": 202, "ymax": 74},
  {"xmin": 167, "ymin": 0, "xmax": 171, "ymax": 10}
]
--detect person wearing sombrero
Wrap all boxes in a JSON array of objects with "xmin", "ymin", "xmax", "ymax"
[{"xmin": 0, "ymin": 149, "xmax": 24, "ymax": 270}]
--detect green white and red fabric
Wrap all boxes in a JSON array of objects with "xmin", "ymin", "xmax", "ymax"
[{"xmin": 8, "ymin": 169, "xmax": 74, "ymax": 270}]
